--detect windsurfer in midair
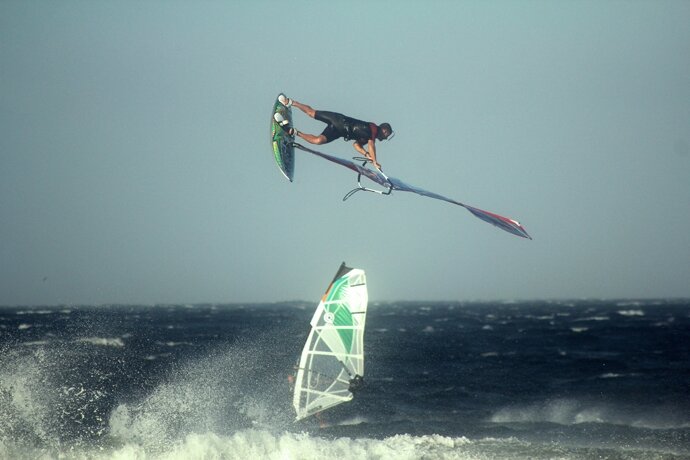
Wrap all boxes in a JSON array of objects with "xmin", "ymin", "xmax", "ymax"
[{"xmin": 274, "ymin": 94, "xmax": 394, "ymax": 171}]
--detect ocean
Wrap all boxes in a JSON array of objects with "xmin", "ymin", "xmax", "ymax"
[{"xmin": 1, "ymin": 299, "xmax": 688, "ymax": 459}]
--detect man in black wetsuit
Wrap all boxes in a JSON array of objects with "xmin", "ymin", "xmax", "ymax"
[
  {"xmin": 275, "ymin": 94, "xmax": 394, "ymax": 170},
  {"xmin": 348, "ymin": 374, "xmax": 364, "ymax": 393}
]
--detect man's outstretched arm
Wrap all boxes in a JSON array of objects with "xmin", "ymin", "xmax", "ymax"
[{"xmin": 353, "ymin": 140, "xmax": 381, "ymax": 169}]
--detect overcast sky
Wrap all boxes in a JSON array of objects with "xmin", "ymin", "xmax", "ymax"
[{"xmin": 2, "ymin": 1, "xmax": 689, "ymax": 305}]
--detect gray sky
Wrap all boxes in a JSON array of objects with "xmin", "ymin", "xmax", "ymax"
[{"xmin": 2, "ymin": 1, "xmax": 689, "ymax": 305}]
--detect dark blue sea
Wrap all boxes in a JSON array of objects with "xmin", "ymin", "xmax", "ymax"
[{"xmin": 1, "ymin": 299, "xmax": 688, "ymax": 459}]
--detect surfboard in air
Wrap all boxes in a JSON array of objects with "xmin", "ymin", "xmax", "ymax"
[{"xmin": 270, "ymin": 94, "xmax": 295, "ymax": 181}]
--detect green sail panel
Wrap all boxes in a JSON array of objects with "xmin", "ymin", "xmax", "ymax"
[{"xmin": 324, "ymin": 276, "xmax": 355, "ymax": 353}]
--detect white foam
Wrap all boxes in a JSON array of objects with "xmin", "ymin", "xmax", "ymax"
[
  {"xmin": 102, "ymin": 431, "xmax": 477, "ymax": 460},
  {"xmin": 617, "ymin": 309, "xmax": 645, "ymax": 317},
  {"xmin": 490, "ymin": 398, "xmax": 690, "ymax": 430},
  {"xmin": 574, "ymin": 316, "xmax": 610, "ymax": 322},
  {"xmin": 75, "ymin": 337, "xmax": 125, "ymax": 347},
  {"xmin": 154, "ymin": 341, "xmax": 193, "ymax": 347},
  {"xmin": 21, "ymin": 340, "xmax": 51, "ymax": 347},
  {"xmin": 143, "ymin": 353, "xmax": 171, "ymax": 361},
  {"xmin": 491, "ymin": 399, "xmax": 607, "ymax": 425}
]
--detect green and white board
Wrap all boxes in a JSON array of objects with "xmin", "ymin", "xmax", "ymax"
[
  {"xmin": 292, "ymin": 262, "xmax": 368, "ymax": 421},
  {"xmin": 271, "ymin": 94, "xmax": 295, "ymax": 181}
]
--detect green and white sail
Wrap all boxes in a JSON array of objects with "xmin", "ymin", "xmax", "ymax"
[{"xmin": 293, "ymin": 263, "xmax": 368, "ymax": 421}]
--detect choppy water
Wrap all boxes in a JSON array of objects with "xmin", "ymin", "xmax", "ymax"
[{"xmin": 1, "ymin": 299, "xmax": 688, "ymax": 459}]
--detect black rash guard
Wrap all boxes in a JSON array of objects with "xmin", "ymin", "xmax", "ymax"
[{"xmin": 314, "ymin": 110, "xmax": 378, "ymax": 145}]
